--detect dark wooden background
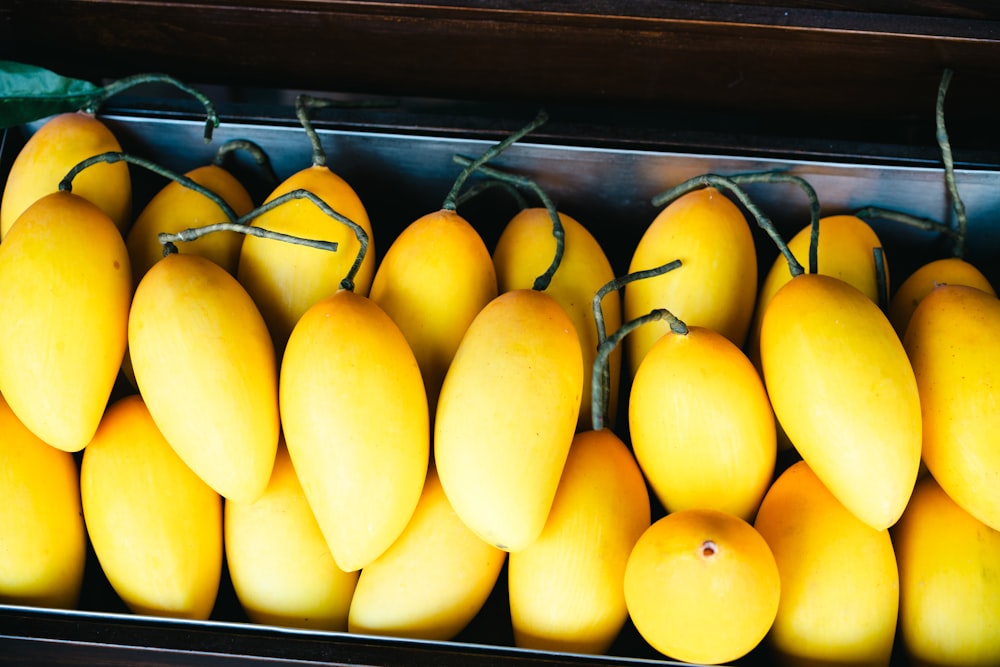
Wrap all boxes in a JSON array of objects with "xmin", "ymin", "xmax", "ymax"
[{"xmin": 2, "ymin": 1, "xmax": 1000, "ymax": 152}]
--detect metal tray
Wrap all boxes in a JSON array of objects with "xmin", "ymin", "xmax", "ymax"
[{"xmin": 2, "ymin": 96, "xmax": 1000, "ymax": 667}]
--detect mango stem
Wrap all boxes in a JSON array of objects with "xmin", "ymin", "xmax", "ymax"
[
  {"xmin": 935, "ymin": 67, "xmax": 967, "ymax": 258},
  {"xmin": 652, "ymin": 173, "xmax": 804, "ymax": 278},
  {"xmin": 213, "ymin": 138, "xmax": 279, "ymax": 189},
  {"xmin": 58, "ymin": 150, "xmax": 238, "ymax": 222},
  {"xmin": 83, "ymin": 73, "xmax": 219, "ymax": 142}
]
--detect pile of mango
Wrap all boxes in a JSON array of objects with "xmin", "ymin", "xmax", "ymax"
[{"xmin": 1, "ymin": 66, "xmax": 999, "ymax": 667}]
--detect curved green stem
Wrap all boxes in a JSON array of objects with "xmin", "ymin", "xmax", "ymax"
[
  {"xmin": 591, "ymin": 259, "xmax": 683, "ymax": 425},
  {"xmin": 83, "ymin": 73, "xmax": 219, "ymax": 143},
  {"xmin": 591, "ymin": 308, "xmax": 685, "ymax": 432},
  {"xmin": 728, "ymin": 171, "xmax": 821, "ymax": 275},
  {"xmin": 452, "ymin": 155, "xmax": 564, "ymax": 291},
  {"xmin": 935, "ymin": 68, "xmax": 967, "ymax": 258},
  {"xmin": 213, "ymin": 138, "xmax": 279, "ymax": 189},
  {"xmin": 442, "ymin": 109, "xmax": 548, "ymax": 211},
  {"xmin": 159, "ymin": 221, "xmax": 338, "ymax": 258},
  {"xmin": 453, "ymin": 176, "xmax": 530, "ymax": 211},
  {"xmin": 873, "ymin": 247, "xmax": 889, "ymax": 312},
  {"xmin": 652, "ymin": 173, "xmax": 804, "ymax": 278},
  {"xmin": 58, "ymin": 150, "xmax": 238, "ymax": 222},
  {"xmin": 853, "ymin": 206, "xmax": 956, "ymax": 237},
  {"xmin": 296, "ymin": 94, "xmax": 336, "ymax": 168}
]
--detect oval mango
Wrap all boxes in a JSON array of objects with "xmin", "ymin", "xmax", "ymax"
[
  {"xmin": 507, "ymin": 428, "xmax": 650, "ymax": 654},
  {"xmin": 629, "ymin": 324, "xmax": 775, "ymax": 521},
  {"xmin": 754, "ymin": 460, "xmax": 899, "ymax": 667},
  {"xmin": 348, "ymin": 464, "xmax": 506, "ymax": 641},
  {"xmin": 237, "ymin": 165, "xmax": 374, "ymax": 355},
  {"xmin": 128, "ymin": 252, "xmax": 279, "ymax": 503},
  {"xmin": 892, "ymin": 475, "xmax": 1000, "ymax": 667},
  {"xmin": 1, "ymin": 111, "xmax": 131, "ymax": 239},
  {"xmin": 434, "ymin": 288, "xmax": 583, "ymax": 552},
  {"xmin": 903, "ymin": 283, "xmax": 1000, "ymax": 531},
  {"xmin": 369, "ymin": 208, "xmax": 496, "ymax": 419},
  {"xmin": 224, "ymin": 439, "xmax": 358, "ymax": 630},
  {"xmin": 80, "ymin": 394, "xmax": 222, "ymax": 620},
  {"xmin": 760, "ymin": 273, "xmax": 922, "ymax": 530},
  {"xmin": 624, "ymin": 186, "xmax": 757, "ymax": 379},
  {"xmin": 493, "ymin": 207, "xmax": 620, "ymax": 430},
  {"xmin": 0, "ymin": 391, "xmax": 86, "ymax": 609},
  {"xmin": 280, "ymin": 289, "xmax": 429, "ymax": 573},
  {"xmin": 126, "ymin": 163, "xmax": 254, "ymax": 285},
  {"xmin": 0, "ymin": 190, "xmax": 131, "ymax": 452},
  {"xmin": 890, "ymin": 256, "xmax": 995, "ymax": 339}
]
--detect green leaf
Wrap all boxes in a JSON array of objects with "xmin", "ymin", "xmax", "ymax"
[{"xmin": 0, "ymin": 60, "xmax": 102, "ymax": 129}]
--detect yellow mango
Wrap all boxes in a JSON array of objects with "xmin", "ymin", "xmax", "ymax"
[
  {"xmin": 0, "ymin": 392, "xmax": 86, "ymax": 609},
  {"xmin": 128, "ymin": 252, "xmax": 279, "ymax": 503},
  {"xmin": 890, "ymin": 256, "xmax": 995, "ymax": 339},
  {"xmin": 434, "ymin": 288, "xmax": 583, "ymax": 552},
  {"xmin": 754, "ymin": 460, "xmax": 899, "ymax": 667},
  {"xmin": 348, "ymin": 464, "xmax": 506, "ymax": 640},
  {"xmin": 126, "ymin": 163, "xmax": 254, "ymax": 285},
  {"xmin": 892, "ymin": 475, "xmax": 1000, "ymax": 667},
  {"xmin": 624, "ymin": 187, "xmax": 757, "ymax": 379},
  {"xmin": 1, "ymin": 111, "xmax": 131, "ymax": 239},
  {"xmin": 747, "ymin": 214, "xmax": 884, "ymax": 369},
  {"xmin": 629, "ymin": 324, "xmax": 775, "ymax": 521},
  {"xmin": 493, "ymin": 207, "xmax": 620, "ymax": 430},
  {"xmin": 0, "ymin": 191, "xmax": 130, "ymax": 452},
  {"xmin": 761, "ymin": 273, "xmax": 921, "ymax": 530},
  {"xmin": 369, "ymin": 208, "xmax": 496, "ymax": 420},
  {"xmin": 237, "ymin": 165, "xmax": 374, "ymax": 355},
  {"xmin": 903, "ymin": 283, "xmax": 1000, "ymax": 531},
  {"xmin": 80, "ymin": 394, "xmax": 222, "ymax": 620},
  {"xmin": 224, "ymin": 440, "xmax": 358, "ymax": 630},
  {"xmin": 507, "ymin": 428, "xmax": 650, "ymax": 654},
  {"xmin": 280, "ymin": 289, "xmax": 429, "ymax": 573}
]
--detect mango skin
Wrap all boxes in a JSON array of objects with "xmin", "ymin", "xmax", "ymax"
[
  {"xmin": 0, "ymin": 190, "xmax": 131, "ymax": 452},
  {"xmin": 280, "ymin": 289, "xmax": 429, "ymax": 573},
  {"xmin": 126, "ymin": 163, "xmax": 254, "ymax": 285},
  {"xmin": 434, "ymin": 289, "xmax": 583, "ymax": 552},
  {"xmin": 0, "ymin": 392, "xmax": 86, "ymax": 609},
  {"xmin": 903, "ymin": 283, "xmax": 1000, "ymax": 532},
  {"xmin": 225, "ymin": 440, "xmax": 359, "ymax": 630},
  {"xmin": 760, "ymin": 273, "xmax": 922, "ymax": 531},
  {"xmin": 348, "ymin": 464, "xmax": 506, "ymax": 641},
  {"xmin": 237, "ymin": 165, "xmax": 374, "ymax": 356},
  {"xmin": 890, "ymin": 257, "xmax": 996, "ymax": 339},
  {"xmin": 629, "ymin": 325, "xmax": 775, "ymax": 521},
  {"xmin": 128, "ymin": 252, "xmax": 279, "ymax": 503},
  {"xmin": 624, "ymin": 187, "xmax": 757, "ymax": 379},
  {"xmin": 493, "ymin": 207, "xmax": 621, "ymax": 431},
  {"xmin": 754, "ymin": 460, "xmax": 899, "ymax": 667},
  {"xmin": 81, "ymin": 395, "xmax": 223, "ymax": 620},
  {"xmin": 892, "ymin": 475, "xmax": 1000, "ymax": 667},
  {"xmin": 508, "ymin": 428, "xmax": 650, "ymax": 655},
  {"xmin": 369, "ymin": 208, "xmax": 497, "ymax": 420},
  {"xmin": 1, "ymin": 111, "xmax": 131, "ymax": 239}
]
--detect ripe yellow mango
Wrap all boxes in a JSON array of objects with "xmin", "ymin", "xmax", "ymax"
[
  {"xmin": 624, "ymin": 187, "xmax": 757, "ymax": 378},
  {"xmin": 369, "ymin": 208, "xmax": 497, "ymax": 419},
  {"xmin": 0, "ymin": 392, "xmax": 86, "ymax": 609},
  {"xmin": 435, "ymin": 289, "xmax": 583, "ymax": 552},
  {"xmin": 903, "ymin": 283, "xmax": 1000, "ymax": 531},
  {"xmin": 81, "ymin": 395, "xmax": 223, "ymax": 620},
  {"xmin": 0, "ymin": 190, "xmax": 130, "ymax": 452},
  {"xmin": 754, "ymin": 460, "xmax": 899, "ymax": 667},
  {"xmin": 224, "ymin": 440, "xmax": 358, "ymax": 630},
  {"xmin": 128, "ymin": 252, "xmax": 279, "ymax": 503},
  {"xmin": 0, "ymin": 111, "xmax": 131, "ymax": 239},
  {"xmin": 126, "ymin": 163, "xmax": 254, "ymax": 285},
  {"xmin": 237, "ymin": 165, "xmax": 374, "ymax": 355},
  {"xmin": 507, "ymin": 428, "xmax": 650, "ymax": 654},
  {"xmin": 760, "ymin": 273, "xmax": 921, "ymax": 530},
  {"xmin": 629, "ymin": 324, "xmax": 775, "ymax": 521},
  {"xmin": 493, "ymin": 207, "xmax": 620, "ymax": 430},
  {"xmin": 890, "ymin": 256, "xmax": 995, "ymax": 339},
  {"xmin": 892, "ymin": 475, "xmax": 1000, "ymax": 667},
  {"xmin": 280, "ymin": 289, "xmax": 429, "ymax": 573},
  {"xmin": 348, "ymin": 464, "xmax": 506, "ymax": 640}
]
